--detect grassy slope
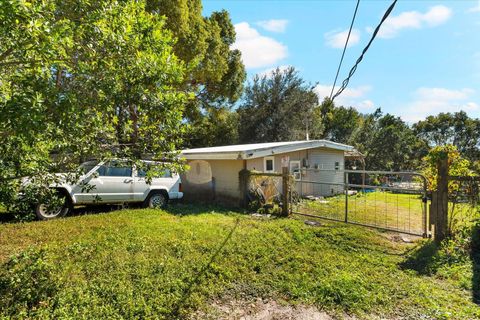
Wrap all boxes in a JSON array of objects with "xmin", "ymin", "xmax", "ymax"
[{"xmin": 0, "ymin": 205, "xmax": 478, "ymax": 319}]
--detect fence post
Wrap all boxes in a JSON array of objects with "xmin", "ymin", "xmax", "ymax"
[
  {"xmin": 282, "ymin": 167, "xmax": 290, "ymax": 217},
  {"xmin": 429, "ymin": 191, "xmax": 436, "ymax": 237},
  {"xmin": 435, "ymin": 157, "xmax": 449, "ymax": 243},
  {"xmin": 344, "ymin": 171, "xmax": 349, "ymax": 223},
  {"xmin": 239, "ymin": 169, "xmax": 250, "ymax": 208}
]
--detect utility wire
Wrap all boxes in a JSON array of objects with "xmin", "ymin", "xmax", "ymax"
[
  {"xmin": 329, "ymin": 0, "xmax": 361, "ymax": 100},
  {"xmin": 331, "ymin": 0, "xmax": 398, "ymax": 102}
]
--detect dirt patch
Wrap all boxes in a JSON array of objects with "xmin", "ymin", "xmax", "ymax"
[
  {"xmin": 193, "ymin": 298, "xmax": 354, "ymax": 320},
  {"xmin": 384, "ymin": 232, "xmax": 421, "ymax": 244}
]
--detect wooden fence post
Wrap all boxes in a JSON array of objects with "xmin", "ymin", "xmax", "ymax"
[
  {"xmin": 282, "ymin": 167, "xmax": 290, "ymax": 217},
  {"xmin": 435, "ymin": 157, "xmax": 449, "ymax": 243},
  {"xmin": 239, "ymin": 169, "xmax": 250, "ymax": 208}
]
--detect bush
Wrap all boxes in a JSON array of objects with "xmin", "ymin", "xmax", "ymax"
[{"xmin": 0, "ymin": 248, "xmax": 60, "ymax": 316}]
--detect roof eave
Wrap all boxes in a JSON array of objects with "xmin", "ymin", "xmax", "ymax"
[
  {"xmin": 181, "ymin": 152, "xmax": 246, "ymax": 160},
  {"xmin": 244, "ymin": 141, "xmax": 353, "ymax": 159},
  {"xmin": 181, "ymin": 140, "xmax": 354, "ymax": 160}
]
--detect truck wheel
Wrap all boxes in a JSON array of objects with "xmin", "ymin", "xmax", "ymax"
[
  {"xmin": 144, "ymin": 191, "xmax": 168, "ymax": 209},
  {"xmin": 35, "ymin": 192, "xmax": 72, "ymax": 220}
]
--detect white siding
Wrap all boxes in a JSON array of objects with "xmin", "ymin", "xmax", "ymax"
[
  {"xmin": 245, "ymin": 147, "xmax": 345, "ymax": 197},
  {"xmin": 300, "ymin": 148, "xmax": 345, "ymax": 197}
]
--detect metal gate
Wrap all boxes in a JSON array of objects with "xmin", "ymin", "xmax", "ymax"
[{"xmin": 291, "ymin": 169, "xmax": 429, "ymax": 237}]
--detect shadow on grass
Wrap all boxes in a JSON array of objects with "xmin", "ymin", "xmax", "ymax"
[
  {"xmin": 0, "ymin": 211, "xmax": 15, "ymax": 224},
  {"xmin": 0, "ymin": 201, "xmax": 246, "ymax": 224},
  {"xmin": 399, "ymin": 240, "xmax": 439, "ymax": 275},
  {"xmin": 0, "ymin": 204, "xmax": 134, "ymax": 224},
  {"xmin": 168, "ymin": 218, "xmax": 240, "ymax": 318},
  {"xmin": 164, "ymin": 202, "xmax": 245, "ymax": 216},
  {"xmin": 400, "ymin": 225, "xmax": 480, "ymax": 305}
]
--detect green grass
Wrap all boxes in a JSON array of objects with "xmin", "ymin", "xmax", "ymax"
[
  {"xmin": 295, "ymin": 191, "xmax": 426, "ymax": 234},
  {"xmin": 295, "ymin": 191, "xmax": 476, "ymax": 237},
  {"xmin": 0, "ymin": 205, "xmax": 478, "ymax": 319}
]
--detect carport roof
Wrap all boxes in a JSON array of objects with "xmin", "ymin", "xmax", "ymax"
[{"xmin": 181, "ymin": 140, "xmax": 354, "ymax": 160}]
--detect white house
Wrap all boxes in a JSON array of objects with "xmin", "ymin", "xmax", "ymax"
[{"xmin": 180, "ymin": 140, "xmax": 354, "ymax": 205}]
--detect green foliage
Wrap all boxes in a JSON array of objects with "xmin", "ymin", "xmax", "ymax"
[
  {"xmin": 238, "ymin": 67, "xmax": 318, "ymax": 143},
  {"xmin": 145, "ymin": 0, "xmax": 246, "ymax": 147},
  {"xmin": 186, "ymin": 107, "xmax": 239, "ymax": 147},
  {"xmin": 420, "ymin": 145, "xmax": 478, "ymax": 236},
  {"xmin": 0, "ymin": 248, "xmax": 59, "ymax": 315},
  {"xmin": 414, "ymin": 111, "xmax": 480, "ymax": 162},
  {"xmin": 421, "ymin": 145, "xmax": 473, "ymax": 192},
  {"xmin": 0, "ymin": 207, "xmax": 479, "ymax": 319},
  {"xmin": 315, "ymin": 98, "xmax": 361, "ymax": 144},
  {"xmin": 350, "ymin": 109, "xmax": 424, "ymax": 170},
  {"xmin": 0, "ymin": 0, "xmax": 188, "ymax": 211},
  {"xmin": 402, "ymin": 216, "xmax": 480, "ymax": 306}
]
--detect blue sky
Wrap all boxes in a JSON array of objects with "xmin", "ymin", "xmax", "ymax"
[{"xmin": 203, "ymin": 0, "xmax": 480, "ymax": 122}]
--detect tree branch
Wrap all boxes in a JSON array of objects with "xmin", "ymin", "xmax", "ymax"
[{"xmin": 0, "ymin": 47, "xmax": 14, "ymax": 62}]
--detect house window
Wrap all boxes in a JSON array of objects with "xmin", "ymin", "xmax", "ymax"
[
  {"xmin": 264, "ymin": 156, "xmax": 275, "ymax": 173},
  {"xmin": 290, "ymin": 160, "xmax": 301, "ymax": 180},
  {"xmin": 334, "ymin": 161, "xmax": 340, "ymax": 170}
]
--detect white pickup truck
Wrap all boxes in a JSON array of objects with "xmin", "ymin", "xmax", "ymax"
[{"xmin": 35, "ymin": 160, "xmax": 183, "ymax": 220}]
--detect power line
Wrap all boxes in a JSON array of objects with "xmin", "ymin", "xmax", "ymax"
[
  {"xmin": 331, "ymin": 0, "xmax": 398, "ymax": 102},
  {"xmin": 329, "ymin": 0, "xmax": 361, "ymax": 100}
]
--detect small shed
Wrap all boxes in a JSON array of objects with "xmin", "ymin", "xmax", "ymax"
[{"xmin": 180, "ymin": 140, "xmax": 354, "ymax": 206}]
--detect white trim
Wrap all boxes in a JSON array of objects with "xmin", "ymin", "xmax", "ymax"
[
  {"xmin": 181, "ymin": 140, "xmax": 354, "ymax": 160},
  {"xmin": 264, "ymin": 156, "xmax": 275, "ymax": 173}
]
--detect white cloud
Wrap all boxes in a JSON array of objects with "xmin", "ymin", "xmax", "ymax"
[
  {"xmin": 231, "ymin": 22, "xmax": 288, "ymax": 69},
  {"xmin": 324, "ymin": 29, "xmax": 360, "ymax": 48},
  {"xmin": 256, "ymin": 19, "xmax": 289, "ymax": 33},
  {"xmin": 467, "ymin": 1, "xmax": 480, "ymax": 13},
  {"xmin": 314, "ymin": 84, "xmax": 375, "ymax": 111},
  {"xmin": 357, "ymin": 99, "xmax": 375, "ymax": 111},
  {"xmin": 403, "ymin": 87, "xmax": 479, "ymax": 122},
  {"xmin": 371, "ymin": 5, "xmax": 452, "ymax": 39}
]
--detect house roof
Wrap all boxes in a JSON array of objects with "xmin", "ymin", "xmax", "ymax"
[{"xmin": 181, "ymin": 140, "xmax": 354, "ymax": 160}]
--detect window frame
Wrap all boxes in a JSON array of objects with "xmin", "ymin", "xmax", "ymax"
[
  {"xmin": 135, "ymin": 165, "xmax": 172, "ymax": 178},
  {"xmin": 264, "ymin": 156, "xmax": 275, "ymax": 173},
  {"xmin": 96, "ymin": 161, "xmax": 133, "ymax": 177},
  {"xmin": 289, "ymin": 160, "xmax": 301, "ymax": 180}
]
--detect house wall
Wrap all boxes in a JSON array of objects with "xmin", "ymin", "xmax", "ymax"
[
  {"xmin": 246, "ymin": 147, "xmax": 345, "ymax": 197},
  {"xmin": 182, "ymin": 148, "xmax": 347, "ymax": 207},
  {"xmin": 181, "ymin": 159, "xmax": 244, "ymax": 206},
  {"xmin": 246, "ymin": 148, "xmax": 344, "ymax": 172},
  {"xmin": 246, "ymin": 150, "xmax": 307, "ymax": 172},
  {"xmin": 303, "ymin": 148, "xmax": 345, "ymax": 197}
]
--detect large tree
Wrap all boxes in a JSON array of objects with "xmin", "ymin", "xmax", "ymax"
[
  {"xmin": 237, "ymin": 67, "xmax": 318, "ymax": 143},
  {"xmin": 0, "ymin": 0, "xmax": 188, "ymax": 209},
  {"xmin": 413, "ymin": 111, "xmax": 480, "ymax": 162},
  {"xmin": 316, "ymin": 98, "xmax": 362, "ymax": 144},
  {"xmin": 350, "ymin": 109, "xmax": 423, "ymax": 170},
  {"xmin": 187, "ymin": 107, "xmax": 239, "ymax": 147},
  {"xmin": 146, "ymin": 0, "xmax": 246, "ymax": 147}
]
